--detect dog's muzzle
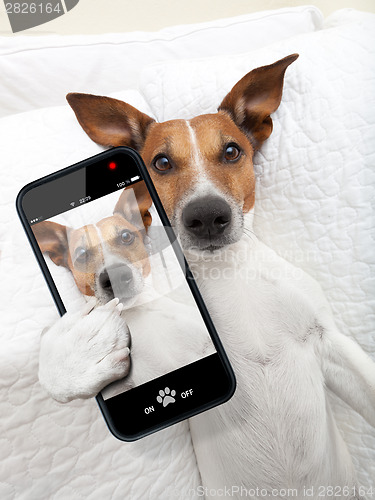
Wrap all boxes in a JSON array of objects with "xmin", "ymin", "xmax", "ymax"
[
  {"xmin": 97, "ymin": 263, "xmax": 141, "ymax": 303},
  {"xmin": 99, "ymin": 264, "xmax": 133, "ymax": 291},
  {"xmin": 181, "ymin": 196, "xmax": 232, "ymax": 248}
]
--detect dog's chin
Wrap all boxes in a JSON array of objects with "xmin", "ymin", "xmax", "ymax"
[
  {"xmin": 95, "ymin": 281, "xmax": 144, "ymax": 308},
  {"xmin": 179, "ymin": 230, "xmax": 243, "ymax": 254},
  {"xmin": 96, "ymin": 290, "xmax": 140, "ymax": 308},
  {"xmin": 117, "ymin": 294, "xmax": 139, "ymax": 308}
]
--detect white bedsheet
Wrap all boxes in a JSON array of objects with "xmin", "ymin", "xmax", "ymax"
[{"xmin": 0, "ymin": 7, "xmax": 374, "ymax": 499}]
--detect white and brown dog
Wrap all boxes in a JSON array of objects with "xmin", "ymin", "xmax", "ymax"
[{"xmin": 39, "ymin": 55, "xmax": 375, "ymax": 498}]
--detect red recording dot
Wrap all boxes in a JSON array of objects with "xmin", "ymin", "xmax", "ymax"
[{"xmin": 108, "ymin": 161, "xmax": 117, "ymax": 170}]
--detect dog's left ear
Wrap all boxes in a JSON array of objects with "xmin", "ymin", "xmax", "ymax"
[
  {"xmin": 218, "ymin": 54, "xmax": 298, "ymax": 149},
  {"xmin": 114, "ymin": 181, "xmax": 153, "ymax": 230},
  {"xmin": 32, "ymin": 221, "xmax": 70, "ymax": 268},
  {"xmin": 66, "ymin": 93, "xmax": 155, "ymax": 150}
]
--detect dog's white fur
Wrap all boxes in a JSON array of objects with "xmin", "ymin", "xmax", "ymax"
[
  {"xmin": 39, "ymin": 298, "xmax": 130, "ymax": 402},
  {"xmin": 39, "ymin": 77, "xmax": 375, "ymax": 499},
  {"xmin": 39, "ymin": 201, "xmax": 375, "ymax": 498},
  {"xmin": 188, "ymin": 212, "xmax": 375, "ymax": 495}
]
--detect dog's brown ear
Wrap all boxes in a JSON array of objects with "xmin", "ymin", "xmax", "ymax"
[
  {"xmin": 218, "ymin": 54, "xmax": 299, "ymax": 149},
  {"xmin": 114, "ymin": 181, "xmax": 153, "ymax": 230},
  {"xmin": 32, "ymin": 221, "xmax": 70, "ymax": 268},
  {"xmin": 66, "ymin": 93, "xmax": 155, "ymax": 150}
]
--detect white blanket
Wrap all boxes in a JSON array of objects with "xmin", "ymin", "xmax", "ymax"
[{"xmin": 0, "ymin": 7, "xmax": 374, "ymax": 499}]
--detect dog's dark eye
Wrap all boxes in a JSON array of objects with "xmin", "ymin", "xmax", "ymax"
[
  {"xmin": 120, "ymin": 230, "xmax": 135, "ymax": 245},
  {"xmin": 74, "ymin": 247, "xmax": 88, "ymax": 264},
  {"xmin": 153, "ymin": 155, "xmax": 172, "ymax": 172},
  {"xmin": 224, "ymin": 144, "xmax": 241, "ymax": 162}
]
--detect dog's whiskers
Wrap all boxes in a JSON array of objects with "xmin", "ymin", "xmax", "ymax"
[{"xmin": 243, "ymin": 227, "xmax": 256, "ymax": 243}]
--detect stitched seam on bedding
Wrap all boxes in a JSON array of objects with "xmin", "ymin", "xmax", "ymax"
[{"xmin": 0, "ymin": 7, "xmax": 321, "ymax": 57}]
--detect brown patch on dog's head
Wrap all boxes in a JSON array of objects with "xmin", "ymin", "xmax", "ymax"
[
  {"xmin": 114, "ymin": 180, "xmax": 153, "ymax": 230},
  {"xmin": 139, "ymin": 113, "xmax": 256, "ymax": 219},
  {"xmin": 32, "ymin": 220, "xmax": 95, "ymax": 296},
  {"xmin": 32, "ymin": 221, "xmax": 70, "ymax": 268},
  {"xmin": 33, "ymin": 185, "xmax": 152, "ymax": 297},
  {"xmin": 96, "ymin": 215, "xmax": 151, "ymax": 278},
  {"xmin": 67, "ymin": 55, "xmax": 298, "ymax": 249}
]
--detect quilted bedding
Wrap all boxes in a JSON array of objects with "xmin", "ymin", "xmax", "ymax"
[{"xmin": 0, "ymin": 7, "xmax": 374, "ymax": 499}]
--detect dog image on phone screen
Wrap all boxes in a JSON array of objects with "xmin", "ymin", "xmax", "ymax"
[
  {"xmin": 38, "ymin": 55, "xmax": 375, "ymax": 497},
  {"xmin": 32, "ymin": 182, "xmax": 152, "ymax": 306},
  {"xmin": 33, "ymin": 181, "xmax": 215, "ymax": 400}
]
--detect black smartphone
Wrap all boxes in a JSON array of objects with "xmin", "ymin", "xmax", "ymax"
[{"xmin": 16, "ymin": 146, "xmax": 236, "ymax": 441}]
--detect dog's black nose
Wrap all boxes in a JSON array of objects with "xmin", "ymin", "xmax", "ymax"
[
  {"xmin": 119, "ymin": 265, "xmax": 133, "ymax": 285},
  {"xmin": 99, "ymin": 270, "xmax": 112, "ymax": 291},
  {"xmin": 182, "ymin": 197, "xmax": 232, "ymax": 238},
  {"xmin": 99, "ymin": 264, "xmax": 133, "ymax": 291}
]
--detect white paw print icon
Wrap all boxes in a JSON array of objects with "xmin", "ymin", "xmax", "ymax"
[{"xmin": 157, "ymin": 387, "xmax": 176, "ymax": 407}]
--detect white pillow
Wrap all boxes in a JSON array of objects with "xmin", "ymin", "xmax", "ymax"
[
  {"xmin": 138, "ymin": 9, "xmax": 375, "ymax": 485},
  {"xmin": 0, "ymin": 6, "xmax": 323, "ymax": 117}
]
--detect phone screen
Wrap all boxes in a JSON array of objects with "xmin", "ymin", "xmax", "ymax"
[{"xmin": 18, "ymin": 148, "xmax": 235, "ymax": 439}]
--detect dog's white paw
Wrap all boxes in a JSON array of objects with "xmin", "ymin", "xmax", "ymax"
[{"xmin": 39, "ymin": 298, "xmax": 131, "ymax": 403}]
